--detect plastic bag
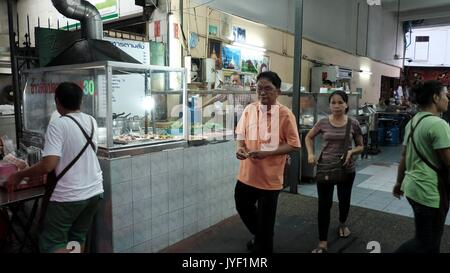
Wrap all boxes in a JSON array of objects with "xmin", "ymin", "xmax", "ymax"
[
  {"xmin": 1, "ymin": 135, "xmax": 14, "ymax": 156},
  {"xmin": 3, "ymin": 153, "xmax": 28, "ymax": 170}
]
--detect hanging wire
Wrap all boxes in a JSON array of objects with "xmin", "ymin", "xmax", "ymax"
[
  {"xmin": 394, "ymin": 0, "xmax": 401, "ymax": 56},
  {"xmin": 171, "ymin": 0, "xmax": 216, "ymax": 12},
  {"xmin": 194, "ymin": 7, "xmax": 199, "ymax": 35}
]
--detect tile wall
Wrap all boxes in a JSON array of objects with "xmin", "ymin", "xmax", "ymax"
[{"xmin": 98, "ymin": 141, "xmax": 239, "ymax": 253}]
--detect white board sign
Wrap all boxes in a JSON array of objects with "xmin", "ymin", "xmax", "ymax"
[{"xmin": 104, "ymin": 37, "xmax": 150, "ymax": 65}]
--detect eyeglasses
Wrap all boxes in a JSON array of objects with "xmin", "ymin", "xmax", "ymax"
[{"xmin": 257, "ymin": 85, "xmax": 277, "ymax": 93}]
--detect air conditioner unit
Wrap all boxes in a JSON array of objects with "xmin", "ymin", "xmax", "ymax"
[
  {"xmin": 311, "ymin": 66, "xmax": 352, "ymax": 93},
  {"xmin": 338, "ymin": 68, "xmax": 353, "ymax": 79}
]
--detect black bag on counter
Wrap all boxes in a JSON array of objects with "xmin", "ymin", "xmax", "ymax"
[{"xmin": 315, "ymin": 118, "xmax": 352, "ymax": 185}]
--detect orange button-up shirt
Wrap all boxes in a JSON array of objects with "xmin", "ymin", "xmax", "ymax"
[{"xmin": 235, "ymin": 102, "xmax": 301, "ymax": 190}]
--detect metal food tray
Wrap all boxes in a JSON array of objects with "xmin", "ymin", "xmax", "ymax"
[{"xmin": 113, "ymin": 135, "xmax": 178, "ymax": 145}]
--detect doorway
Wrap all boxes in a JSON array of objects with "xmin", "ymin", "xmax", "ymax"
[{"xmin": 380, "ymin": 75, "xmax": 400, "ymax": 101}]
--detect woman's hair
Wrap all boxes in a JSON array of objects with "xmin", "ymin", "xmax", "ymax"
[
  {"xmin": 328, "ymin": 90, "xmax": 349, "ymax": 113},
  {"xmin": 412, "ymin": 80, "xmax": 444, "ymax": 107},
  {"xmin": 256, "ymin": 71, "xmax": 282, "ymax": 89}
]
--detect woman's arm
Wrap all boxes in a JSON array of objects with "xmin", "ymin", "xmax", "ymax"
[
  {"xmin": 305, "ymin": 129, "xmax": 316, "ymax": 164},
  {"xmin": 343, "ymin": 134, "xmax": 364, "ymax": 166},
  {"xmin": 349, "ymin": 134, "xmax": 365, "ymax": 155},
  {"xmin": 343, "ymin": 120, "xmax": 365, "ymax": 165}
]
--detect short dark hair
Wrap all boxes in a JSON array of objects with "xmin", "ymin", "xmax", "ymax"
[
  {"xmin": 256, "ymin": 71, "xmax": 281, "ymax": 89},
  {"xmin": 55, "ymin": 82, "xmax": 83, "ymax": 110},
  {"xmin": 329, "ymin": 90, "xmax": 349, "ymax": 113},
  {"xmin": 323, "ymin": 80, "xmax": 333, "ymax": 86},
  {"xmin": 412, "ymin": 80, "xmax": 444, "ymax": 107}
]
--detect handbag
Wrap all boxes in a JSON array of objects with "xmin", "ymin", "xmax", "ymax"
[{"xmin": 315, "ymin": 118, "xmax": 352, "ymax": 184}]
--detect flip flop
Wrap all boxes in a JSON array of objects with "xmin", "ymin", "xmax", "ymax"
[
  {"xmin": 338, "ymin": 225, "xmax": 351, "ymax": 238},
  {"xmin": 311, "ymin": 246, "xmax": 328, "ymax": 253}
]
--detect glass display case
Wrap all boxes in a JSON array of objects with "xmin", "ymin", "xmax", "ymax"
[
  {"xmin": 21, "ymin": 61, "xmax": 187, "ymax": 152},
  {"xmin": 186, "ymin": 88, "xmax": 256, "ymax": 142},
  {"xmin": 186, "ymin": 88, "xmax": 293, "ymax": 142},
  {"xmin": 299, "ymin": 92, "xmax": 316, "ymax": 129}
]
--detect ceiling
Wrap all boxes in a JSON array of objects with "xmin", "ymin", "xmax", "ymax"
[
  {"xmin": 381, "ymin": 0, "xmax": 450, "ymax": 22},
  {"xmin": 381, "ymin": 0, "xmax": 450, "ymax": 12},
  {"xmin": 192, "ymin": 0, "xmax": 450, "ymax": 34}
]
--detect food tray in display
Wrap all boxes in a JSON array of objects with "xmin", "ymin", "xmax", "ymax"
[{"xmin": 113, "ymin": 133, "xmax": 179, "ymax": 145}]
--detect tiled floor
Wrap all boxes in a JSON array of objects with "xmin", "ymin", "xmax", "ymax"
[{"xmin": 299, "ymin": 145, "xmax": 450, "ymax": 225}]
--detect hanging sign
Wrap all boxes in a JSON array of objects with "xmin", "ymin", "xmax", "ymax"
[{"xmin": 154, "ymin": 20, "xmax": 161, "ymax": 37}]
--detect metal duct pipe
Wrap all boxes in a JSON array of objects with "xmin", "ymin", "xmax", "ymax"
[{"xmin": 52, "ymin": 0, "xmax": 103, "ymax": 39}]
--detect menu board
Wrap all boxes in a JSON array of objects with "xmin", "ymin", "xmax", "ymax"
[
  {"xmin": 95, "ymin": 38, "xmax": 150, "ymax": 118},
  {"xmin": 104, "ymin": 37, "xmax": 150, "ymax": 65}
]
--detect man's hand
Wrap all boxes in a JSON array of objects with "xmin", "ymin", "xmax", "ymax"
[
  {"xmin": 248, "ymin": 150, "xmax": 269, "ymax": 159},
  {"xmin": 392, "ymin": 183, "xmax": 403, "ymax": 199},
  {"xmin": 236, "ymin": 147, "xmax": 249, "ymax": 160},
  {"xmin": 7, "ymin": 172, "xmax": 22, "ymax": 193}
]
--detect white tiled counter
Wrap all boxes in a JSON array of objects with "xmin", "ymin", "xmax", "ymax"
[{"xmin": 93, "ymin": 141, "xmax": 239, "ymax": 253}]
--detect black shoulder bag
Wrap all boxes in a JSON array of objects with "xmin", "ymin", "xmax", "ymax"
[
  {"xmin": 408, "ymin": 114, "xmax": 450, "ymax": 217},
  {"xmin": 315, "ymin": 118, "xmax": 352, "ymax": 184},
  {"xmin": 39, "ymin": 115, "xmax": 95, "ymax": 229}
]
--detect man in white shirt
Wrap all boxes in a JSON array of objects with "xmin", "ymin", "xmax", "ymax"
[{"xmin": 8, "ymin": 82, "xmax": 104, "ymax": 253}]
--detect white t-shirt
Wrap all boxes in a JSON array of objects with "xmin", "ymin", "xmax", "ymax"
[{"xmin": 42, "ymin": 112, "xmax": 104, "ymax": 202}]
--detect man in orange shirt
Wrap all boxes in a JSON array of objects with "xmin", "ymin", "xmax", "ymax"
[{"xmin": 235, "ymin": 71, "xmax": 301, "ymax": 253}]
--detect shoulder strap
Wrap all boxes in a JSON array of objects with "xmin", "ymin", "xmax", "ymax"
[
  {"xmin": 408, "ymin": 114, "xmax": 440, "ymax": 173},
  {"xmin": 55, "ymin": 115, "xmax": 95, "ymax": 181},
  {"xmin": 342, "ymin": 117, "xmax": 352, "ymax": 157},
  {"xmin": 63, "ymin": 114, "xmax": 96, "ymax": 151}
]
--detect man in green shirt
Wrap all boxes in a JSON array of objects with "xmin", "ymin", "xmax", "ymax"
[{"xmin": 393, "ymin": 80, "xmax": 450, "ymax": 253}]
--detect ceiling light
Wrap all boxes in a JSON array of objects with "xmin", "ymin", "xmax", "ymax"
[{"xmin": 367, "ymin": 0, "xmax": 381, "ymax": 6}]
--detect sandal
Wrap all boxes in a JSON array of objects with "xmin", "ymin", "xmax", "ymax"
[
  {"xmin": 338, "ymin": 224, "xmax": 351, "ymax": 238},
  {"xmin": 311, "ymin": 246, "xmax": 328, "ymax": 253}
]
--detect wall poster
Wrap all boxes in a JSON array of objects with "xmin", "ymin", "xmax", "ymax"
[
  {"xmin": 208, "ymin": 24, "xmax": 219, "ymax": 37},
  {"xmin": 222, "ymin": 45, "xmax": 241, "ymax": 71},
  {"xmin": 208, "ymin": 39, "xmax": 222, "ymax": 70},
  {"xmin": 232, "ymin": 26, "xmax": 246, "ymax": 42},
  {"xmin": 240, "ymin": 50, "xmax": 269, "ymax": 74}
]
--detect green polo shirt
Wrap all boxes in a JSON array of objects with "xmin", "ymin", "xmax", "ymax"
[{"xmin": 401, "ymin": 112, "xmax": 450, "ymax": 208}]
